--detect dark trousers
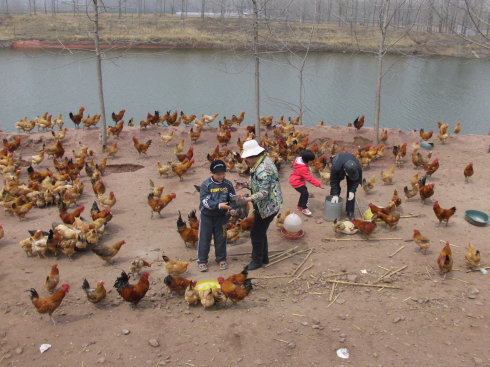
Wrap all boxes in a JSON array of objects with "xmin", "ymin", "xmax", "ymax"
[
  {"xmin": 346, "ymin": 183, "xmax": 356, "ymax": 215},
  {"xmin": 197, "ymin": 214, "xmax": 228, "ymax": 264},
  {"xmin": 250, "ymin": 207, "xmax": 277, "ymax": 265},
  {"xmin": 294, "ymin": 185, "xmax": 309, "ymax": 209}
]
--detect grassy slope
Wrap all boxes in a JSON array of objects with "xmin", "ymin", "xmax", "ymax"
[{"xmin": 0, "ymin": 14, "xmax": 487, "ymax": 58}]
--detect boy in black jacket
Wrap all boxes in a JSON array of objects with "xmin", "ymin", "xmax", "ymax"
[{"xmin": 197, "ymin": 160, "xmax": 236, "ymax": 272}]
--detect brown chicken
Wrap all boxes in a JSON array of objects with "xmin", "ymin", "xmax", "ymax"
[
  {"xmin": 44, "ymin": 264, "xmax": 60, "ymax": 294},
  {"xmin": 58, "ymin": 205, "xmax": 84, "ymax": 225},
  {"xmin": 176, "ymin": 146, "xmax": 194, "ymax": 162},
  {"xmin": 217, "ymin": 276, "xmax": 253, "ymax": 305},
  {"xmin": 412, "ymin": 229, "xmax": 430, "ymax": 254},
  {"xmin": 391, "ymin": 189, "xmax": 402, "ymax": 207},
  {"xmin": 3, "ymin": 136, "xmax": 22, "ymax": 152},
  {"xmin": 176, "ymin": 211, "xmax": 199, "ymax": 247},
  {"xmin": 28, "ymin": 284, "xmax": 70, "ymax": 324},
  {"xmin": 148, "ymin": 192, "xmax": 176, "ymax": 218},
  {"xmin": 111, "ymin": 109, "xmax": 126, "ymax": 123},
  {"xmin": 45, "ymin": 140, "xmax": 65, "ymax": 159},
  {"xmin": 423, "ymin": 158, "xmax": 439, "ymax": 176},
  {"xmin": 380, "ymin": 129, "xmax": 388, "ymax": 142},
  {"xmin": 91, "ymin": 240, "xmax": 125, "ymax": 263},
  {"xmin": 437, "ymin": 241, "xmax": 453, "ymax": 277},
  {"xmin": 353, "ymin": 115, "xmax": 365, "ymax": 131},
  {"xmin": 129, "ymin": 258, "xmax": 152, "ymax": 275},
  {"xmin": 188, "ymin": 209, "xmax": 200, "ymax": 230},
  {"xmin": 362, "ymin": 177, "xmax": 376, "ymax": 193},
  {"xmin": 419, "ymin": 183, "xmax": 435, "ymax": 203},
  {"xmin": 453, "ymin": 121, "xmax": 461, "ymax": 134},
  {"xmin": 217, "ymin": 127, "xmax": 232, "ymax": 147},
  {"xmin": 114, "ymin": 271, "xmax": 149, "ymax": 306},
  {"xmin": 132, "ymin": 136, "xmax": 152, "ymax": 156},
  {"xmin": 464, "ymin": 243, "xmax": 481, "ymax": 268},
  {"xmin": 239, "ymin": 209, "xmax": 255, "ymax": 231},
  {"xmin": 184, "ymin": 282, "xmax": 200, "ymax": 305},
  {"xmin": 404, "ymin": 184, "xmax": 419, "ymax": 199},
  {"xmin": 368, "ymin": 202, "xmax": 396, "ymax": 216},
  {"xmin": 163, "ymin": 275, "xmax": 194, "ymax": 294},
  {"xmin": 12, "ymin": 201, "xmax": 35, "ymax": 220},
  {"xmin": 376, "ymin": 211, "xmax": 400, "ymax": 229},
  {"xmin": 69, "ymin": 106, "xmax": 85, "ymax": 128},
  {"xmin": 171, "ymin": 159, "xmax": 195, "ymax": 181},
  {"xmin": 174, "ymin": 139, "xmax": 185, "ymax": 155},
  {"xmin": 107, "ymin": 120, "xmax": 124, "ymax": 138},
  {"xmin": 162, "ymin": 255, "xmax": 189, "ymax": 275},
  {"xmin": 433, "ymin": 201, "xmax": 456, "ymax": 226},
  {"xmin": 189, "ymin": 126, "xmax": 202, "ymax": 143},
  {"xmin": 380, "ymin": 166, "xmax": 395, "ymax": 184},
  {"xmin": 419, "ymin": 129, "xmax": 433, "ymax": 141},
  {"xmin": 464, "ymin": 162, "xmax": 473, "ymax": 182},
  {"xmin": 27, "ymin": 165, "xmax": 52, "ymax": 182},
  {"xmin": 207, "ymin": 145, "xmax": 220, "ymax": 162},
  {"xmin": 82, "ymin": 279, "xmax": 106, "ymax": 304},
  {"xmin": 224, "ymin": 266, "xmax": 249, "ymax": 285},
  {"xmin": 351, "ymin": 219, "xmax": 377, "ymax": 237}
]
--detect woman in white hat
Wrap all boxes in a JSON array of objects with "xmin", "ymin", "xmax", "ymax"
[{"xmin": 235, "ymin": 139, "xmax": 283, "ymax": 270}]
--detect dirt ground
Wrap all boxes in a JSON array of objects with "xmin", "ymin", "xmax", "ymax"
[{"xmin": 0, "ymin": 123, "xmax": 489, "ymax": 367}]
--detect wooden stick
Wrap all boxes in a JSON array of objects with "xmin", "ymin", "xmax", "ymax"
[
  {"xmin": 269, "ymin": 246, "xmax": 298, "ymax": 259},
  {"xmin": 326, "ymin": 293, "xmax": 340, "ymax": 308},
  {"xmin": 291, "ymin": 248, "xmax": 313, "ymax": 276},
  {"xmin": 375, "ymin": 265, "xmax": 408, "ymax": 283},
  {"xmin": 402, "ymin": 296, "xmax": 412, "ymax": 302},
  {"xmin": 400, "ymin": 214, "xmax": 422, "ymax": 218},
  {"xmin": 375, "ymin": 268, "xmax": 393, "ymax": 283},
  {"xmin": 329, "ymin": 281, "xmax": 337, "ymax": 301},
  {"xmin": 389, "ymin": 245, "xmax": 406, "ymax": 258},
  {"xmin": 252, "ymin": 275, "xmax": 293, "ymax": 279},
  {"xmin": 377, "ymin": 265, "xmax": 390, "ymax": 271},
  {"xmin": 229, "ymin": 249, "xmax": 284, "ymax": 257},
  {"xmin": 323, "ymin": 237, "xmax": 403, "ymax": 242},
  {"xmin": 324, "ymin": 279, "xmax": 401, "ymax": 289},
  {"xmin": 264, "ymin": 249, "xmax": 310, "ymax": 267},
  {"xmin": 454, "ymin": 278, "xmax": 469, "ymax": 284},
  {"xmin": 288, "ymin": 264, "xmax": 314, "ymax": 284},
  {"xmin": 273, "ymin": 338, "xmax": 291, "ymax": 344},
  {"xmin": 324, "ymin": 272, "xmax": 350, "ymax": 278}
]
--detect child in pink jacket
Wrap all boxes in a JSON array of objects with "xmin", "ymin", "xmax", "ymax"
[{"xmin": 289, "ymin": 150, "xmax": 322, "ymax": 216}]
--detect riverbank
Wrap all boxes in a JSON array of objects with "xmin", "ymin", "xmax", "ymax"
[
  {"xmin": 0, "ymin": 124, "xmax": 489, "ymax": 365},
  {"xmin": 1, "ymin": 14, "xmax": 488, "ymax": 58}
]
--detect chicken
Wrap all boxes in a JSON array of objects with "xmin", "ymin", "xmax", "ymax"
[
  {"xmin": 27, "ymin": 165, "xmax": 52, "ymax": 182},
  {"xmin": 412, "ymin": 229, "xmax": 430, "ymax": 254},
  {"xmin": 171, "ymin": 158, "xmax": 195, "ymax": 181},
  {"xmin": 419, "ymin": 183, "xmax": 435, "ymax": 203},
  {"xmin": 92, "ymin": 179, "xmax": 105, "ymax": 196},
  {"xmin": 132, "ymin": 136, "xmax": 152, "ymax": 156},
  {"xmin": 391, "ymin": 189, "xmax": 402, "ymax": 207},
  {"xmin": 464, "ymin": 243, "xmax": 481, "ymax": 268},
  {"xmin": 28, "ymin": 284, "xmax": 70, "ymax": 324},
  {"xmin": 217, "ymin": 276, "xmax": 253, "ymax": 305},
  {"xmin": 156, "ymin": 161, "xmax": 171, "ymax": 176},
  {"xmin": 176, "ymin": 146, "xmax": 194, "ymax": 163},
  {"xmin": 433, "ymin": 201, "xmax": 456, "ymax": 226},
  {"xmin": 212, "ymin": 287, "xmax": 228, "ymax": 306},
  {"xmin": 97, "ymin": 191, "xmax": 116, "ymax": 208},
  {"xmin": 419, "ymin": 129, "xmax": 433, "ymax": 141},
  {"xmin": 149, "ymin": 179, "xmax": 165, "ymax": 198},
  {"xmin": 332, "ymin": 219, "xmax": 358, "ymax": 235},
  {"xmin": 111, "ymin": 109, "xmax": 126, "ymax": 123},
  {"xmin": 148, "ymin": 192, "xmax": 176, "ymax": 218},
  {"xmin": 362, "ymin": 177, "xmax": 376, "ymax": 193},
  {"xmin": 403, "ymin": 184, "xmax": 419, "ymax": 199},
  {"xmin": 423, "ymin": 158, "xmax": 439, "ymax": 176},
  {"xmin": 12, "ymin": 201, "xmax": 35, "ymax": 220},
  {"xmin": 184, "ymin": 282, "xmax": 200, "ymax": 305},
  {"xmin": 162, "ymin": 255, "xmax": 189, "ymax": 276},
  {"xmin": 100, "ymin": 143, "xmax": 117, "ymax": 160},
  {"xmin": 31, "ymin": 149, "xmax": 45, "ymax": 166},
  {"xmin": 437, "ymin": 121, "xmax": 449, "ymax": 135},
  {"xmin": 44, "ymin": 264, "xmax": 60, "ymax": 294},
  {"xmin": 90, "ymin": 201, "xmax": 113, "ymax": 223},
  {"xmin": 410, "ymin": 172, "xmax": 419, "ymax": 187},
  {"xmin": 91, "ymin": 240, "xmax": 125, "ymax": 263},
  {"xmin": 0, "ymin": 224, "xmax": 4, "ymax": 240},
  {"xmin": 199, "ymin": 288, "xmax": 216, "ymax": 308},
  {"xmin": 59, "ymin": 204, "xmax": 84, "ymax": 225},
  {"xmin": 114, "ymin": 271, "xmax": 150, "ymax": 306},
  {"xmin": 217, "ymin": 127, "xmax": 232, "ymax": 147},
  {"xmin": 176, "ymin": 210, "xmax": 198, "ymax": 247},
  {"xmin": 107, "ymin": 120, "xmax": 124, "ymax": 138},
  {"xmin": 199, "ymin": 113, "xmax": 219, "ymax": 125},
  {"xmin": 163, "ymin": 275, "xmax": 194, "ymax": 294},
  {"xmin": 226, "ymin": 224, "xmax": 242, "ymax": 243},
  {"xmin": 275, "ymin": 209, "xmax": 292, "ymax": 229},
  {"xmin": 189, "ymin": 126, "xmax": 202, "ymax": 143},
  {"xmin": 453, "ymin": 121, "xmax": 461, "ymax": 134},
  {"xmin": 82, "ymin": 279, "xmax": 106, "ymax": 304},
  {"xmin": 350, "ymin": 219, "xmax": 377, "ymax": 237},
  {"xmin": 239, "ymin": 209, "xmax": 255, "ymax": 231},
  {"xmin": 376, "ymin": 211, "xmax": 400, "ymax": 228},
  {"xmin": 158, "ymin": 129, "xmax": 175, "ymax": 145},
  {"xmin": 380, "ymin": 166, "xmax": 395, "ymax": 184},
  {"xmin": 353, "ymin": 115, "xmax": 365, "ymax": 131},
  {"xmin": 3, "ymin": 136, "xmax": 21, "ymax": 152},
  {"xmin": 464, "ymin": 162, "xmax": 473, "ymax": 182},
  {"xmin": 438, "ymin": 132, "xmax": 449, "ymax": 144},
  {"xmin": 380, "ymin": 129, "xmax": 388, "ymax": 142},
  {"xmin": 174, "ymin": 139, "xmax": 185, "ymax": 155},
  {"xmin": 82, "ymin": 114, "xmax": 101, "ymax": 128},
  {"xmin": 44, "ymin": 140, "xmax": 64, "ymax": 159},
  {"xmin": 188, "ymin": 209, "xmax": 200, "ymax": 231},
  {"xmin": 69, "ymin": 107, "xmax": 85, "ymax": 128},
  {"xmin": 437, "ymin": 241, "xmax": 453, "ymax": 276},
  {"xmin": 129, "ymin": 258, "xmax": 152, "ymax": 275}
]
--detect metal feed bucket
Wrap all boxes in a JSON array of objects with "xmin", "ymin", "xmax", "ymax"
[{"xmin": 324, "ymin": 195, "xmax": 344, "ymax": 221}]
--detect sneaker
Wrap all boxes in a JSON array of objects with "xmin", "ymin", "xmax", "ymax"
[
  {"xmin": 301, "ymin": 208, "xmax": 312, "ymax": 216},
  {"xmin": 296, "ymin": 206, "xmax": 302, "ymax": 211},
  {"xmin": 219, "ymin": 261, "xmax": 228, "ymax": 270},
  {"xmin": 198, "ymin": 263, "xmax": 208, "ymax": 272}
]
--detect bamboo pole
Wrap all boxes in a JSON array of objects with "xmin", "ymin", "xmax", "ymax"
[
  {"xmin": 323, "ymin": 237, "xmax": 403, "ymax": 242},
  {"xmin": 400, "ymin": 214, "xmax": 422, "ymax": 218},
  {"xmin": 324, "ymin": 279, "xmax": 401, "ymax": 289},
  {"xmin": 287, "ymin": 264, "xmax": 314, "ymax": 284},
  {"xmin": 264, "ymin": 249, "xmax": 310, "ymax": 267},
  {"xmin": 326, "ymin": 293, "xmax": 340, "ymax": 308},
  {"xmin": 389, "ymin": 245, "xmax": 406, "ymax": 258},
  {"xmin": 375, "ymin": 265, "xmax": 407, "ymax": 283},
  {"xmin": 329, "ymin": 280, "xmax": 337, "ymax": 301},
  {"xmin": 269, "ymin": 246, "xmax": 298, "ymax": 259},
  {"xmin": 291, "ymin": 248, "xmax": 313, "ymax": 276}
]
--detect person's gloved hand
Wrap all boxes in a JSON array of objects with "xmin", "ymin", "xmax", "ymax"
[
  {"xmin": 331, "ymin": 195, "xmax": 339, "ymax": 204},
  {"xmin": 348, "ymin": 192, "xmax": 355, "ymax": 201}
]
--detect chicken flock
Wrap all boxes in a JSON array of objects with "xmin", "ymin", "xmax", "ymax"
[{"xmin": 4, "ymin": 108, "xmax": 482, "ymax": 324}]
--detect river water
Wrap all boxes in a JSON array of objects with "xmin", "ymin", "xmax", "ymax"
[{"xmin": 1, "ymin": 48, "xmax": 489, "ymax": 134}]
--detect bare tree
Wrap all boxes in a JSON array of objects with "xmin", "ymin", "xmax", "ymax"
[
  {"xmin": 201, "ymin": 0, "xmax": 205, "ymax": 18},
  {"xmin": 252, "ymin": 0, "xmax": 261, "ymax": 138},
  {"xmin": 90, "ymin": 0, "xmax": 108, "ymax": 147}
]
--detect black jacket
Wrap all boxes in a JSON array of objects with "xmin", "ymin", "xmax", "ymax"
[
  {"xmin": 199, "ymin": 177, "xmax": 236, "ymax": 217},
  {"xmin": 329, "ymin": 153, "xmax": 362, "ymax": 196}
]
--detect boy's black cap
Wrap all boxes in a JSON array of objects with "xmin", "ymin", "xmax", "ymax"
[{"xmin": 210, "ymin": 160, "xmax": 227, "ymax": 173}]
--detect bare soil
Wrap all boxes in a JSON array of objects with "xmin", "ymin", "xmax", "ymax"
[{"xmin": 0, "ymin": 123, "xmax": 490, "ymax": 366}]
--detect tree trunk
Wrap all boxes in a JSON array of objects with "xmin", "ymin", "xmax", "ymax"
[
  {"xmin": 118, "ymin": 0, "xmax": 122, "ymax": 18},
  {"xmin": 201, "ymin": 0, "xmax": 205, "ymax": 18},
  {"xmin": 374, "ymin": 0, "xmax": 388, "ymax": 145},
  {"xmin": 92, "ymin": 0, "xmax": 107, "ymax": 148},
  {"xmin": 4, "ymin": 0, "xmax": 8, "ymax": 14},
  {"xmin": 252, "ymin": 0, "xmax": 260, "ymax": 139},
  {"xmin": 33, "ymin": 0, "xmax": 37, "ymax": 14}
]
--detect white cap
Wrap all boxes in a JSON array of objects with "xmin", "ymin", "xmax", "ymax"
[{"xmin": 241, "ymin": 139, "xmax": 265, "ymax": 158}]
